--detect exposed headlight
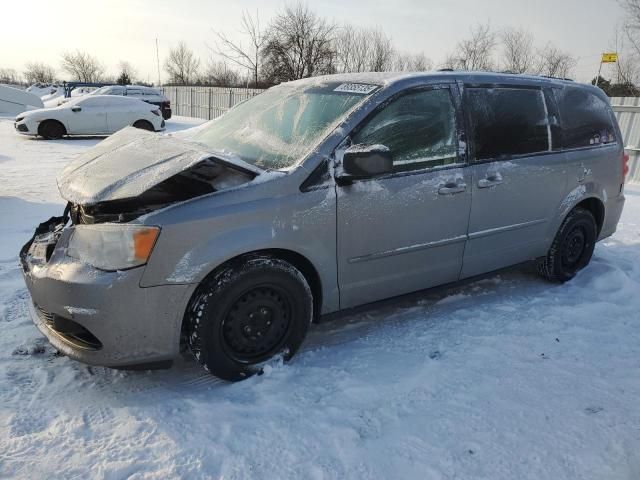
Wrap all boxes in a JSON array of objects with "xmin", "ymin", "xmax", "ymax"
[
  {"xmin": 67, "ymin": 224, "xmax": 160, "ymax": 271},
  {"xmin": 151, "ymin": 109, "xmax": 160, "ymax": 116},
  {"xmin": 15, "ymin": 116, "xmax": 25, "ymax": 122}
]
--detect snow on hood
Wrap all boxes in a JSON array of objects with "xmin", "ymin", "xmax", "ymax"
[{"xmin": 57, "ymin": 127, "xmax": 264, "ymax": 205}]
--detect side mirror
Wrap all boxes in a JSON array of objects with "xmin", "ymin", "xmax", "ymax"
[
  {"xmin": 71, "ymin": 106, "xmax": 81, "ymax": 113},
  {"xmin": 337, "ymin": 144, "xmax": 393, "ymax": 184}
]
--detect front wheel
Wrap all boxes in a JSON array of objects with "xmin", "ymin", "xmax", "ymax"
[
  {"xmin": 538, "ymin": 207, "xmax": 597, "ymax": 282},
  {"xmin": 185, "ymin": 256, "xmax": 313, "ymax": 381},
  {"xmin": 38, "ymin": 120, "xmax": 66, "ymax": 139}
]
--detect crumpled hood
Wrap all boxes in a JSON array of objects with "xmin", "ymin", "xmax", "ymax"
[{"xmin": 57, "ymin": 127, "xmax": 263, "ymax": 205}]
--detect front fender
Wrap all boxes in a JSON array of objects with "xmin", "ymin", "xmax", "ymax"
[{"xmin": 139, "ymin": 187, "xmax": 339, "ymax": 313}]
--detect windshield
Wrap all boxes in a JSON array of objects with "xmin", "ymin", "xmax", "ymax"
[{"xmin": 187, "ymin": 81, "xmax": 377, "ymax": 170}]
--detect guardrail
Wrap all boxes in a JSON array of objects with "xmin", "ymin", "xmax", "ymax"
[{"xmin": 161, "ymin": 86, "xmax": 264, "ymax": 120}]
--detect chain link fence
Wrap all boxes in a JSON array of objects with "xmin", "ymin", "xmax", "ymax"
[{"xmin": 161, "ymin": 86, "xmax": 264, "ymax": 120}]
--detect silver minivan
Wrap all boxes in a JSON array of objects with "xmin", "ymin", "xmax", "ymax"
[{"xmin": 20, "ymin": 72, "xmax": 627, "ymax": 380}]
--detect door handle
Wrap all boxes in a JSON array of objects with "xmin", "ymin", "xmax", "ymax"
[
  {"xmin": 477, "ymin": 173, "xmax": 503, "ymax": 188},
  {"xmin": 438, "ymin": 183, "xmax": 466, "ymax": 195}
]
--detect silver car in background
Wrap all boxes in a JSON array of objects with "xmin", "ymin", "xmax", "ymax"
[
  {"xmin": 20, "ymin": 72, "xmax": 627, "ymax": 381},
  {"xmin": 91, "ymin": 84, "xmax": 172, "ymax": 119}
]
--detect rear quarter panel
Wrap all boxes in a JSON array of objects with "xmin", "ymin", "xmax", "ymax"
[{"xmin": 545, "ymin": 143, "xmax": 623, "ymax": 244}]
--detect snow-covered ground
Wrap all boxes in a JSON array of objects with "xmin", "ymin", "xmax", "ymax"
[{"xmin": 1, "ymin": 116, "xmax": 639, "ymax": 479}]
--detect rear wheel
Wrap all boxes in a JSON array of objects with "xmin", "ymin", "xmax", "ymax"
[
  {"xmin": 538, "ymin": 207, "xmax": 597, "ymax": 282},
  {"xmin": 38, "ymin": 120, "xmax": 66, "ymax": 139},
  {"xmin": 185, "ymin": 256, "xmax": 313, "ymax": 381},
  {"xmin": 132, "ymin": 120, "xmax": 154, "ymax": 131}
]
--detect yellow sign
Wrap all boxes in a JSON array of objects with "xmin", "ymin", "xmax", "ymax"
[{"xmin": 601, "ymin": 53, "xmax": 618, "ymax": 63}]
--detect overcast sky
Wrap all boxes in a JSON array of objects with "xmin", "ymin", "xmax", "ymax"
[{"xmin": 1, "ymin": 0, "xmax": 627, "ymax": 84}]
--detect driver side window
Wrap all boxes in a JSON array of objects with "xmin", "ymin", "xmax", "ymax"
[{"xmin": 352, "ymin": 88, "xmax": 458, "ymax": 172}]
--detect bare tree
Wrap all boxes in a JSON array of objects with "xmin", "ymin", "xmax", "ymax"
[
  {"xmin": 443, "ymin": 23, "xmax": 496, "ymax": 71},
  {"xmin": 393, "ymin": 52, "xmax": 433, "ymax": 71},
  {"xmin": 24, "ymin": 62, "xmax": 56, "ymax": 84},
  {"xmin": 334, "ymin": 26, "xmax": 357, "ymax": 73},
  {"xmin": 203, "ymin": 59, "xmax": 241, "ymax": 86},
  {"xmin": 621, "ymin": 1, "xmax": 640, "ymax": 55},
  {"xmin": 262, "ymin": 3, "xmax": 336, "ymax": 83},
  {"xmin": 335, "ymin": 26, "xmax": 375, "ymax": 73},
  {"xmin": 0, "ymin": 68, "xmax": 20, "ymax": 84},
  {"xmin": 335, "ymin": 25, "xmax": 410, "ymax": 73},
  {"xmin": 500, "ymin": 27, "xmax": 534, "ymax": 73},
  {"xmin": 116, "ymin": 61, "xmax": 137, "ymax": 84},
  {"xmin": 60, "ymin": 51, "xmax": 104, "ymax": 82},
  {"xmin": 535, "ymin": 44, "xmax": 576, "ymax": 78},
  {"xmin": 164, "ymin": 42, "xmax": 201, "ymax": 85},
  {"xmin": 367, "ymin": 28, "xmax": 395, "ymax": 72},
  {"xmin": 211, "ymin": 10, "xmax": 266, "ymax": 87}
]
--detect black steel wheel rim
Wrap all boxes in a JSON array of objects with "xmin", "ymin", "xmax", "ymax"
[
  {"xmin": 562, "ymin": 226, "xmax": 587, "ymax": 267},
  {"xmin": 221, "ymin": 285, "xmax": 292, "ymax": 362}
]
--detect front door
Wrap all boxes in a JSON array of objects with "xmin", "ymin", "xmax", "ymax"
[
  {"xmin": 461, "ymin": 85, "xmax": 570, "ymax": 278},
  {"xmin": 336, "ymin": 86, "xmax": 472, "ymax": 309},
  {"xmin": 66, "ymin": 97, "xmax": 108, "ymax": 134}
]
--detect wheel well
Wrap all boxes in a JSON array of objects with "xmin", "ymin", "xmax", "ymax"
[
  {"xmin": 38, "ymin": 119, "xmax": 66, "ymax": 136},
  {"xmin": 191, "ymin": 249, "xmax": 323, "ymax": 322},
  {"xmin": 133, "ymin": 119, "xmax": 153, "ymax": 128},
  {"xmin": 575, "ymin": 197, "xmax": 605, "ymax": 235}
]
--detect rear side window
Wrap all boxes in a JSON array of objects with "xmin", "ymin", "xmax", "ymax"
[
  {"xmin": 352, "ymin": 88, "xmax": 458, "ymax": 172},
  {"xmin": 555, "ymin": 87, "xmax": 616, "ymax": 148},
  {"xmin": 466, "ymin": 87, "xmax": 549, "ymax": 161}
]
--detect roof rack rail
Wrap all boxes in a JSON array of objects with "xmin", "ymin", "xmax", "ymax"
[
  {"xmin": 538, "ymin": 75, "xmax": 574, "ymax": 82},
  {"xmin": 437, "ymin": 68, "xmax": 454, "ymax": 72}
]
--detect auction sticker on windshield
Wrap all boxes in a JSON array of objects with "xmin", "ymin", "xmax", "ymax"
[{"xmin": 334, "ymin": 83, "xmax": 378, "ymax": 94}]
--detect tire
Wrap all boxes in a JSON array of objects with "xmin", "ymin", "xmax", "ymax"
[
  {"xmin": 132, "ymin": 120, "xmax": 154, "ymax": 131},
  {"xmin": 38, "ymin": 120, "xmax": 66, "ymax": 139},
  {"xmin": 538, "ymin": 207, "xmax": 597, "ymax": 282},
  {"xmin": 185, "ymin": 255, "xmax": 313, "ymax": 381}
]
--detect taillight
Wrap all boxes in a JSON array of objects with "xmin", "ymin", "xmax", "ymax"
[{"xmin": 623, "ymin": 152, "xmax": 630, "ymax": 183}]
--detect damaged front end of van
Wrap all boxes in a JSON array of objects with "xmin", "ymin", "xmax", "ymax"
[{"xmin": 19, "ymin": 127, "xmax": 263, "ymax": 368}]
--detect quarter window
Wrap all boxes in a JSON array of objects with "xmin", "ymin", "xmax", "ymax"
[
  {"xmin": 466, "ymin": 87, "xmax": 550, "ymax": 161},
  {"xmin": 351, "ymin": 88, "xmax": 458, "ymax": 172},
  {"xmin": 555, "ymin": 87, "xmax": 616, "ymax": 148}
]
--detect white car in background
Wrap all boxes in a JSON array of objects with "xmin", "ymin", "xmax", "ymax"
[
  {"xmin": 26, "ymin": 82, "xmax": 60, "ymax": 97},
  {"xmin": 91, "ymin": 85, "xmax": 172, "ymax": 119},
  {"xmin": 14, "ymin": 95, "xmax": 165, "ymax": 139}
]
